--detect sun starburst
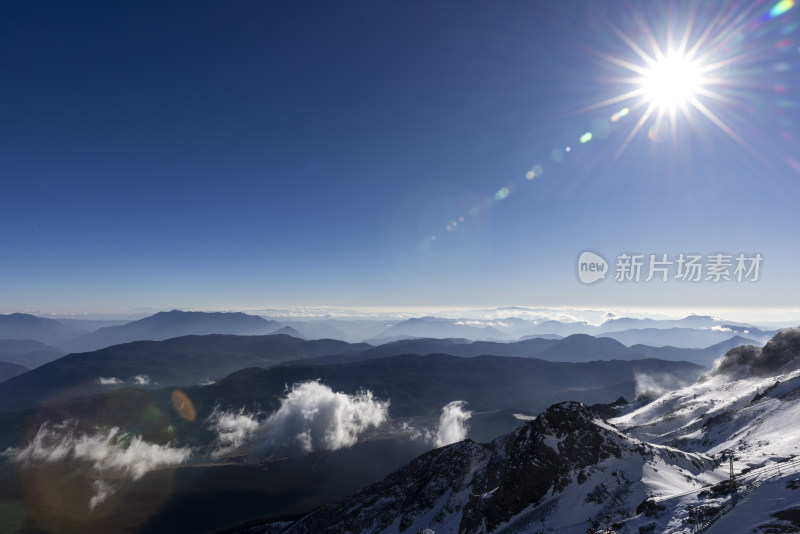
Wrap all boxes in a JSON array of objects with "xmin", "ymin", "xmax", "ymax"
[{"xmin": 583, "ymin": 1, "xmax": 785, "ymax": 160}]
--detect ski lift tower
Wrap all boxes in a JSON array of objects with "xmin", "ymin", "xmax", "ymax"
[{"xmin": 722, "ymin": 449, "xmax": 737, "ymax": 490}]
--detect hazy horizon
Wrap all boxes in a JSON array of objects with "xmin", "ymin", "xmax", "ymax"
[{"xmin": 3, "ymin": 305, "xmax": 798, "ymax": 330}]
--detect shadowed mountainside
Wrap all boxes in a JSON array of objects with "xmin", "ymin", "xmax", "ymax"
[
  {"xmin": 0, "ymin": 339, "xmax": 67, "ymax": 369},
  {"xmin": 0, "ymin": 334, "xmax": 369, "ymax": 411},
  {"xmin": 0, "ymin": 361, "xmax": 28, "ymax": 383},
  {"xmin": 0, "ymin": 313, "xmax": 82, "ymax": 346}
]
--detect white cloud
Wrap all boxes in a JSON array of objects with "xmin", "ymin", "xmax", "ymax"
[
  {"xmin": 407, "ymin": 401, "xmax": 473, "ymax": 447},
  {"xmin": 89, "ymin": 480, "xmax": 114, "ymax": 511},
  {"xmin": 205, "ymin": 383, "xmax": 390, "ymax": 457},
  {"xmin": 95, "ymin": 375, "xmax": 154, "ymax": 386},
  {"xmin": 253, "ymin": 381, "xmax": 389, "ymax": 454},
  {"xmin": 705, "ymin": 325, "xmax": 733, "ymax": 332},
  {"xmin": 454, "ymin": 320, "xmax": 511, "ymax": 328},
  {"xmin": 634, "ymin": 372, "xmax": 695, "ymax": 398},
  {"xmin": 96, "ymin": 377, "xmax": 123, "ymax": 385},
  {"xmin": 4, "ymin": 420, "xmax": 191, "ymax": 510},
  {"xmin": 205, "ymin": 407, "xmax": 261, "ymax": 458},
  {"xmin": 434, "ymin": 401, "xmax": 472, "ymax": 447}
]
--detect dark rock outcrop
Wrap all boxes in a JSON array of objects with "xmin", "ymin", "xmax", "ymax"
[{"xmin": 712, "ymin": 327, "xmax": 800, "ymax": 378}]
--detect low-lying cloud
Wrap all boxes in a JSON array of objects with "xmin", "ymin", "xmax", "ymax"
[
  {"xmin": 207, "ymin": 381, "xmax": 389, "ymax": 456},
  {"xmin": 205, "ymin": 407, "xmax": 261, "ymax": 458},
  {"xmin": 634, "ymin": 372, "xmax": 695, "ymax": 398},
  {"xmin": 410, "ymin": 401, "xmax": 473, "ymax": 447},
  {"xmin": 434, "ymin": 401, "xmax": 472, "ymax": 447},
  {"xmin": 3, "ymin": 420, "xmax": 191, "ymax": 510},
  {"xmin": 708, "ymin": 325, "xmax": 734, "ymax": 333},
  {"xmin": 454, "ymin": 320, "xmax": 510, "ymax": 327},
  {"xmin": 95, "ymin": 374, "xmax": 153, "ymax": 386},
  {"xmin": 96, "ymin": 377, "xmax": 124, "ymax": 385},
  {"xmin": 256, "ymin": 381, "xmax": 389, "ymax": 453}
]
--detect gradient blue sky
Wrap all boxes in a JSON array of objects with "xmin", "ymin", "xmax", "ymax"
[{"xmin": 1, "ymin": 1, "xmax": 799, "ymax": 314}]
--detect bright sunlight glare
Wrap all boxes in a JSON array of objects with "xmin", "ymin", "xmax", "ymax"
[
  {"xmin": 640, "ymin": 54, "xmax": 704, "ymax": 110},
  {"xmin": 581, "ymin": 1, "xmax": 784, "ymax": 159}
]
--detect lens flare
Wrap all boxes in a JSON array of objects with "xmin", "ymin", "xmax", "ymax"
[
  {"xmin": 611, "ymin": 107, "xmax": 630, "ymax": 122},
  {"xmin": 770, "ymin": 0, "xmax": 795, "ymax": 18},
  {"xmin": 648, "ymin": 119, "xmax": 670, "ymax": 143},
  {"xmin": 171, "ymin": 390, "xmax": 196, "ymax": 422}
]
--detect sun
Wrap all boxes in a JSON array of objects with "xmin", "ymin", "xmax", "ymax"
[
  {"xmin": 639, "ymin": 53, "xmax": 705, "ymax": 111},
  {"xmin": 581, "ymin": 3, "xmax": 767, "ymax": 158}
]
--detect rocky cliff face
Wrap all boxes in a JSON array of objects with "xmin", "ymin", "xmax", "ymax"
[
  {"xmin": 459, "ymin": 401, "xmax": 628, "ymax": 533},
  {"xmin": 278, "ymin": 438, "xmax": 493, "ymax": 534}
]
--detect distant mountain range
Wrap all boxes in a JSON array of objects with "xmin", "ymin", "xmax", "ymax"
[
  {"xmin": 0, "ymin": 313, "xmax": 83, "ymax": 346},
  {"xmin": 280, "ymin": 312, "xmax": 775, "ymax": 344},
  {"xmin": 0, "ymin": 310, "xmax": 294, "ymax": 357},
  {"xmin": 1, "ymin": 326, "xmax": 746, "ymax": 413},
  {"xmin": 62, "ymin": 310, "xmax": 284, "ymax": 352},
  {"xmin": 202, "ymin": 354, "xmax": 705, "ymax": 419},
  {"xmin": 600, "ymin": 326, "xmax": 767, "ymax": 348},
  {"xmin": 629, "ymin": 335, "xmax": 757, "ymax": 366},
  {"xmin": 369, "ymin": 316, "xmax": 514, "ymax": 342},
  {"xmin": 293, "ymin": 334, "xmax": 755, "ymax": 368},
  {"xmin": 271, "ymin": 325, "xmax": 306, "ymax": 338},
  {"xmin": 0, "ymin": 310, "xmax": 783, "ymax": 361},
  {"xmin": 0, "ymin": 325, "xmax": 757, "ymax": 413},
  {"xmin": 0, "ymin": 334, "xmax": 367, "ymax": 411},
  {"xmin": 365, "ymin": 314, "xmax": 777, "ymax": 347}
]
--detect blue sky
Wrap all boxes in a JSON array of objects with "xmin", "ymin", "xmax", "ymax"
[{"xmin": 1, "ymin": 1, "xmax": 799, "ymax": 314}]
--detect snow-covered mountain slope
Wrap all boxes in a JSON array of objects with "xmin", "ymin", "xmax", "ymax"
[
  {"xmin": 248, "ymin": 402, "xmax": 718, "ymax": 534},
  {"xmin": 613, "ymin": 327, "xmax": 800, "ymax": 462},
  {"xmin": 612, "ymin": 369, "xmax": 800, "ymax": 460},
  {"xmin": 608, "ymin": 360, "xmax": 800, "ymax": 533}
]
